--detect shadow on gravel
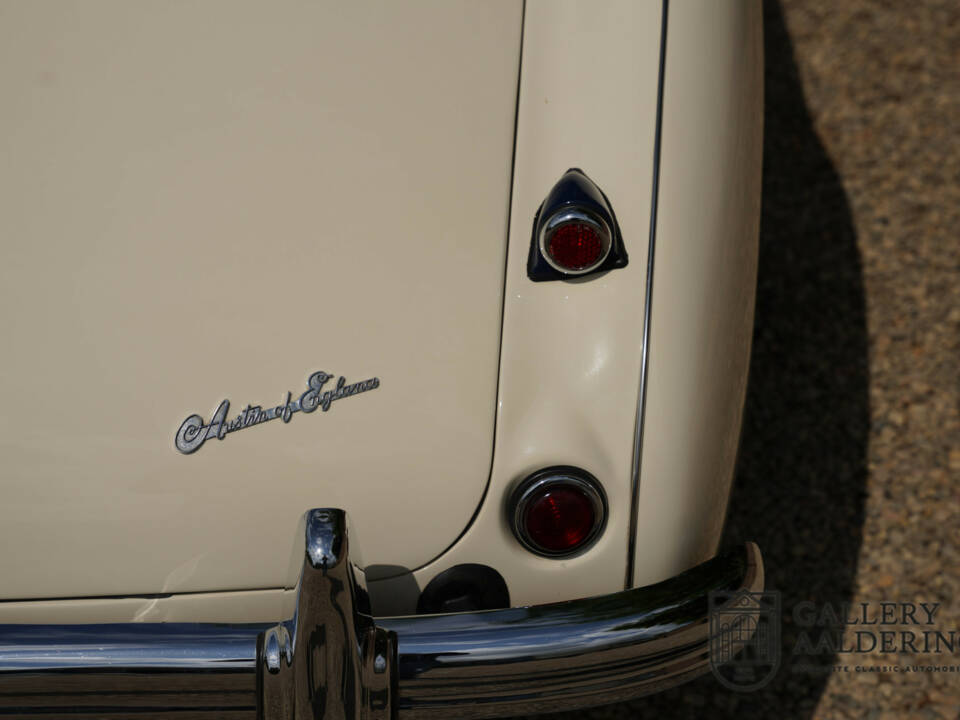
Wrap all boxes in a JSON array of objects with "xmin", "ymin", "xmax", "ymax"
[{"xmin": 520, "ymin": 1, "xmax": 871, "ymax": 718}]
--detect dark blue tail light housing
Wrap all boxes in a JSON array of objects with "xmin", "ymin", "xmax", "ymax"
[{"xmin": 527, "ymin": 168, "xmax": 628, "ymax": 281}]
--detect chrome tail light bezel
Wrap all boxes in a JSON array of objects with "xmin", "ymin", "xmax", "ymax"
[
  {"xmin": 509, "ymin": 466, "xmax": 608, "ymax": 558},
  {"xmin": 538, "ymin": 207, "xmax": 614, "ymax": 275}
]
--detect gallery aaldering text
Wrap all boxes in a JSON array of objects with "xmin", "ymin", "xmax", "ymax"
[{"xmin": 792, "ymin": 602, "xmax": 957, "ymax": 655}]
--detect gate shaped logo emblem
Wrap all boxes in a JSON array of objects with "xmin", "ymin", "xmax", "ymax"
[{"xmin": 708, "ymin": 589, "xmax": 781, "ymax": 691}]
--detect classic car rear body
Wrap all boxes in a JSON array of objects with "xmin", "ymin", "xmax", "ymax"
[{"xmin": 0, "ymin": 0, "xmax": 764, "ymax": 714}]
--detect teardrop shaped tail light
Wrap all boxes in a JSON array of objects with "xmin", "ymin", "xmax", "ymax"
[{"xmin": 527, "ymin": 169, "xmax": 628, "ymax": 281}]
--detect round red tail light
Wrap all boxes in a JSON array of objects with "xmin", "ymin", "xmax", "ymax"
[
  {"xmin": 539, "ymin": 209, "xmax": 612, "ymax": 275},
  {"xmin": 510, "ymin": 468, "xmax": 607, "ymax": 558}
]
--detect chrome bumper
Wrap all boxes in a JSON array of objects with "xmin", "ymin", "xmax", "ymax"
[{"xmin": 0, "ymin": 509, "xmax": 763, "ymax": 719}]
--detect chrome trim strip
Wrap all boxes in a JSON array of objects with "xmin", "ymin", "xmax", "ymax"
[
  {"xmin": 0, "ymin": 524, "xmax": 761, "ymax": 719},
  {"xmin": 0, "ymin": 624, "xmax": 264, "ymax": 717},
  {"xmin": 626, "ymin": 0, "xmax": 670, "ymax": 590}
]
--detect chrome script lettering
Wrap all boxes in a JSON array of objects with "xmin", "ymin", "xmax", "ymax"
[{"xmin": 175, "ymin": 370, "xmax": 380, "ymax": 454}]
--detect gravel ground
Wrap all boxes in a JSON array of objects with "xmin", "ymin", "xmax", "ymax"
[{"xmin": 520, "ymin": 0, "xmax": 960, "ymax": 718}]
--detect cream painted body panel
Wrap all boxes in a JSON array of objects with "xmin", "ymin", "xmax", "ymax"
[
  {"xmin": 0, "ymin": 589, "xmax": 291, "ymax": 625},
  {"xmin": 0, "ymin": 0, "xmax": 763, "ymax": 621},
  {"xmin": 407, "ymin": 0, "xmax": 762, "ymax": 604},
  {"xmin": 0, "ymin": 1, "xmax": 522, "ymax": 599},
  {"xmin": 632, "ymin": 0, "xmax": 764, "ymax": 586},
  {"xmin": 407, "ymin": 0, "xmax": 664, "ymax": 608}
]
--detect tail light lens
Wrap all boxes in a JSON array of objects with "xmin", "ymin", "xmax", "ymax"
[
  {"xmin": 509, "ymin": 467, "xmax": 607, "ymax": 558},
  {"xmin": 539, "ymin": 209, "xmax": 612, "ymax": 274}
]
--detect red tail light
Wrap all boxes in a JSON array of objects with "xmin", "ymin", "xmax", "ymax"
[
  {"xmin": 509, "ymin": 468, "xmax": 607, "ymax": 558},
  {"xmin": 539, "ymin": 209, "xmax": 612, "ymax": 275},
  {"xmin": 546, "ymin": 221, "xmax": 605, "ymax": 271}
]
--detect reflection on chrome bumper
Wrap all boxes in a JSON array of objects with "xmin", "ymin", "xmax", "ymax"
[{"xmin": 0, "ymin": 509, "xmax": 762, "ymax": 719}]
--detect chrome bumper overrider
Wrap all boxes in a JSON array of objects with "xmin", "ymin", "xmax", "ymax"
[{"xmin": 0, "ymin": 509, "xmax": 763, "ymax": 719}]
